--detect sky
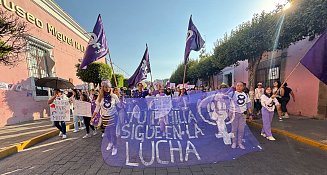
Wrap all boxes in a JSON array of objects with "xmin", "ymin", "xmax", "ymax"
[{"xmin": 55, "ymin": 0, "xmax": 287, "ymax": 80}]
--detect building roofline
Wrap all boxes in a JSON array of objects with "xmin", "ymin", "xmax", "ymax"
[{"xmin": 33, "ymin": 0, "xmax": 90, "ymax": 42}]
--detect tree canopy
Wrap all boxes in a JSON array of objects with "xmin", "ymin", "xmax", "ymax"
[
  {"xmin": 170, "ymin": 0, "xmax": 327, "ymax": 87},
  {"xmin": 76, "ymin": 62, "xmax": 112, "ymax": 87}
]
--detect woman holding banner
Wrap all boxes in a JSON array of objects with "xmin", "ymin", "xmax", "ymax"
[{"xmin": 91, "ymin": 80, "xmax": 121, "ymax": 156}]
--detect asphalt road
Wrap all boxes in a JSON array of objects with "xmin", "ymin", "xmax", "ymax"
[{"xmin": 0, "ymin": 126, "xmax": 326, "ymax": 175}]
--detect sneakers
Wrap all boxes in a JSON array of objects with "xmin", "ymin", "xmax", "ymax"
[
  {"xmin": 231, "ymin": 143, "xmax": 237, "ymax": 149},
  {"xmin": 82, "ymin": 134, "xmax": 91, "ymax": 139},
  {"xmin": 62, "ymin": 134, "xmax": 67, "ymax": 139},
  {"xmin": 102, "ymin": 133, "xmax": 105, "ymax": 138},
  {"xmin": 59, "ymin": 131, "xmax": 63, "ymax": 137},
  {"xmin": 73, "ymin": 130, "xmax": 79, "ymax": 133},
  {"xmin": 238, "ymin": 144, "xmax": 245, "ymax": 150},
  {"xmin": 279, "ymin": 117, "xmax": 283, "ymax": 121},
  {"xmin": 111, "ymin": 147, "xmax": 117, "ymax": 156},
  {"xmin": 283, "ymin": 113, "xmax": 290, "ymax": 119},
  {"xmin": 92, "ymin": 130, "xmax": 97, "ymax": 136},
  {"xmin": 80, "ymin": 126, "xmax": 86, "ymax": 130},
  {"xmin": 267, "ymin": 136, "xmax": 276, "ymax": 141},
  {"xmin": 106, "ymin": 142, "xmax": 113, "ymax": 151},
  {"xmin": 261, "ymin": 133, "xmax": 266, "ymax": 137}
]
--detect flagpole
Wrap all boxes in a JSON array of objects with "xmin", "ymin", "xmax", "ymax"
[
  {"xmin": 275, "ymin": 61, "xmax": 301, "ymax": 94},
  {"xmin": 182, "ymin": 64, "xmax": 187, "ymax": 89},
  {"xmin": 107, "ymin": 53, "xmax": 118, "ymax": 87},
  {"xmin": 150, "ymin": 72, "xmax": 153, "ymax": 87}
]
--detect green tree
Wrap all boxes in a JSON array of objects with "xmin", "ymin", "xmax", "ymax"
[
  {"xmin": 212, "ymin": 0, "xmax": 327, "ymax": 89},
  {"xmin": 123, "ymin": 78, "xmax": 129, "ymax": 87},
  {"xmin": 169, "ymin": 59, "xmax": 199, "ymax": 84},
  {"xmin": 111, "ymin": 74, "xmax": 124, "ymax": 87},
  {"xmin": 0, "ymin": 9, "xmax": 27, "ymax": 66},
  {"xmin": 76, "ymin": 62, "xmax": 112, "ymax": 87}
]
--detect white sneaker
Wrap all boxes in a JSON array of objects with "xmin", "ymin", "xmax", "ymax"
[
  {"xmin": 62, "ymin": 134, "xmax": 67, "ymax": 139},
  {"xmin": 106, "ymin": 142, "xmax": 113, "ymax": 151},
  {"xmin": 82, "ymin": 134, "xmax": 91, "ymax": 139},
  {"xmin": 111, "ymin": 147, "xmax": 117, "ymax": 156},
  {"xmin": 267, "ymin": 136, "xmax": 276, "ymax": 141},
  {"xmin": 283, "ymin": 113, "xmax": 290, "ymax": 119},
  {"xmin": 238, "ymin": 144, "xmax": 245, "ymax": 149},
  {"xmin": 102, "ymin": 133, "xmax": 105, "ymax": 138},
  {"xmin": 73, "ymin": 130, "xmax": 79, "ymax": 133},
  {"xmin": 231, "ymin": 143, "xmax": 237, "ymax": 149},
  {"xmin": 261, "ymin": 133, "xmax": 266, "ymax": 137},
  {"xmin": 92, "ymin": 130, "xmax": 97, "ymax": 136},
  {"xmin": 59, "ymin": 131, "xmax": 63, "ymax": 137},
  {"xmin": 80, "ymin": 127, "xmax": 86, "ymax": 130}
]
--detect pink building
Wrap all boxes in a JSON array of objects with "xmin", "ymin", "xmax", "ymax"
[
  {"xmin": 217, "ymin": 38, "xmax": 327, "ymax": 118},
  {"xmin": 0, "ymin": 0, "xmax": 90, "ymax": 126}
]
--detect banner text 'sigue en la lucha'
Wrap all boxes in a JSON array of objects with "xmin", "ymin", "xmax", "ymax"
[{"xmin": 102, "ymin": 88, "xmax": 262, "ymax": 168}]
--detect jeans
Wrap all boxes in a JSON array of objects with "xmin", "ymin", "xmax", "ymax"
[
  {"xmin": 281, "ymin": 97, "xmax": 290, "ymax": 113},
  {"xmin": 73, "ymin": 115, "xmax": 85, "ymax": 131},
  {"xmin": 54, "ymin": 121, "xmax": 66, "ymax": 134}
]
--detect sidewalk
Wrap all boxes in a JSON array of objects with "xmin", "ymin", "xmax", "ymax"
[
  {"xmin": 249, "ymin": 115, "xmax": 327, "ymax": 150},
  {"xmin": 0, "ymin": 118, "xmax": 54, "ymax": 150},
  {"xmin": 0, "ymin": 118, "xmax": 73, "ymax": 159}
]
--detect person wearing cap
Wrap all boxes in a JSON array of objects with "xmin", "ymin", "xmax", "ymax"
[
  {"xmin": 91, "ymin": 80, "xmax": 121, "ymax": 156},
  {"xmin": 48, "ymin": 89, "xmax": 68, "ymax": 139},
  {"xmin": 219, "ymin": 82, "xmax": 229, "ymax": 89},
  {"xmin": 254, "ymin": 82, "xmax": 264, "ymax": 117}
]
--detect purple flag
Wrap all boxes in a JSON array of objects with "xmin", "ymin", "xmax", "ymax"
[
  {"xmin": 127, "ymin": 45, "xmax": 151, "ymax": 87},
  {"xmin": 300, "ymin": 30, "xmax": 327, "ymax": 84},
  {"xmin": 80, "ymin": 14, "xmax": 109, "ymax": 69},
  {"xmin": 184, "ymin": 15, "xmax": 205, "ymax": 65}
]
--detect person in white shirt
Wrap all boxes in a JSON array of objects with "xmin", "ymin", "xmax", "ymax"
[
  {"xmin": 91, "ymin": 80, "xmax": 121, "ymax": 156},
  {"xmin": 260, "ymin": 87, "xmax": 280, "ymax": 141},
  {"xmin": 254, "ymin": 82, "xmax": 264, "ymax": 116},
  {"xmin": 229, "ymin": 82, "xmax": 254, "ymax": 149}
]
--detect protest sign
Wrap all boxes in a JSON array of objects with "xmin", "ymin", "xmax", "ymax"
[
  {"xmin": 74, "ymin": 101, "xmax": 92, "ymax": 117},
  {"xmin": 50, "ymin": 100, "xmax": 70, "ymax": 121}
]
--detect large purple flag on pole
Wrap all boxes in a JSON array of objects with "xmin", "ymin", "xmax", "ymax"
[
  {"xmin": 184, "ymin": 15, "xmax": 205, "ymax": 65},
  {"xmin": 300, "ymin": 30, "xmax": 327, "ymax": 84},
  {"xmin": 80, "ymin": 14, "xmax": 109, "ymax": 69},
  {"xmin": 127, "ymin": 44, "xmax": 151, "ymax": 87}
]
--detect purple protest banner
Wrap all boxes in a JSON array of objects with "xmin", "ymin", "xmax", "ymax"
[{"xmin": 101, "ymin": 88, "xmax": 262, "ymax": 168}]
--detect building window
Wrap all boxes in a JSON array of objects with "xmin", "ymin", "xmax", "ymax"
[
  {"xmin": 268, "ymin": 67, "xmax": 279, "ymax": 80},
  {"xmin": 26, "ymin": 36, "xmax": 55, "ymax": 99}
]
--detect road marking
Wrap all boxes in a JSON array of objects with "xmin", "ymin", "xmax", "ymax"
[{"xmin": 20, "ymin": 138, "xmax": 77, "ymax": 152}]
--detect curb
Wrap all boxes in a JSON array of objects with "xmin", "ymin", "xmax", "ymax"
[
  {"xmin": 0, "ymin": 123, "xmax": 74, "ymax": 160},
  {"xmin": 247, "ymin": 121, "xmax": 327, "ymax": 152}
]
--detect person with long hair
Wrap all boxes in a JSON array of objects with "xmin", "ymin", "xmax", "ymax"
[
  {"xmin": 279, "ymin": 82, "xmax": 295, "ymax": 118},
  {"xmin": 48, "ymin": 89, "xmax": 68, "ymax": 139},
  {"xmin": 72, "ymin": 89, "xmax": 85, "ymax": 132},
  {"xmin": 260, "ymin": 87, "xmax": 280, "ymax": 141},
  {"xmin": 80, "ymin": 93, "xmax": 97, "ymax": 138},
  {"xmin": 273, "ymin": 81, "xmax": 283, "ymax": 121},
  {"xmin": 229, "ymin": 82, "xmax": 254, "ymax": 149},
  {"xmin": 91, "ymin": 80, "xmax": 121, "ymax": 156}
]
